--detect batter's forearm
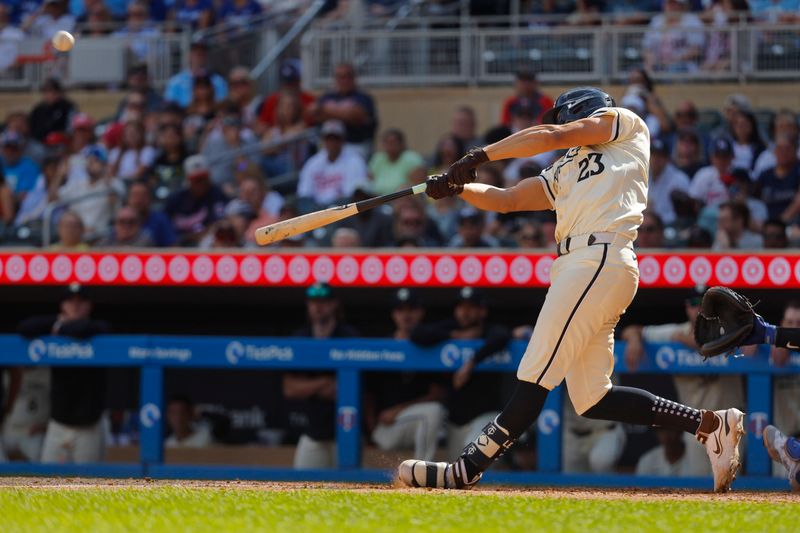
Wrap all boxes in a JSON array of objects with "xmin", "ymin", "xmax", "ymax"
[{"xmin": 460, "ymin": 183, "xmax": 515, "ymax": 213}]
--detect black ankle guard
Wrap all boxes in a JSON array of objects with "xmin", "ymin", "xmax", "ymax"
[{"xmin": 461, "ymin": 420, "xmax": 515, "ymax": 471}]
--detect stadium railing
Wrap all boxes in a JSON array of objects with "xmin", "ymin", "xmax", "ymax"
[
  {"xmin": 0, "ymin": 334, "xmax": 793, "ymax": 489},
  {"xmin": 302, "ymin": 17, "xmax": 800, "ymax": 87}
]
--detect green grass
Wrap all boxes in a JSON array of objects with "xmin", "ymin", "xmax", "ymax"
[{"xmin": 0, "ymin": 486, "xmax": 797, "ymax": 533}]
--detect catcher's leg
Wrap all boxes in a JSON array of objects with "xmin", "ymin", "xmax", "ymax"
[{"xmin": 763, "ymin": 425, "xmax": 800, "ymax": 491}]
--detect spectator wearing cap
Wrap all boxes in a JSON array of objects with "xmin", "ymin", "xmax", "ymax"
[
  {"xmin": 368, "ymin": 129, "xmax": 425, "ymax": 197},
  {"xmin": 1, "ymin": 131, "xmax": 41, "ymax": 200},
  {"xmin": 226, "ymin": 66, "xmax": 262, "ymax": 127},
  {"xmin": 59, "ymin": 145, "xmax": 123, "ymax": 237},
  {"xmin": 164, "ymin": 41, "xmax": 228, "ymax": 108},
  {"xmin": 642, "ymin": 0, "xmax": 705, "ymax": 73},
  {"xmin": 28, "ymin": 78, "xmax": 76, "ymax": 143},
  {"xmin": 648, "ymin": 139, "xmax": 690, "ymax": 226},
  {"xmin": 450, "ymin": 106, "xmax": 482, "ymax": 151},
  {"xmin": 411, "ymin": 287, "xmax": 512, "ymax": 459},
  {"xmin": 3, "ymin": 111, "xmax": 46, "ymax": 166},
  {"xmin": 112, "ymin": 1, "xmax": 160, "ymax": 62},
  {"xmin": 713, "ymin": 200, "xmax": 763, "ymax": 250},
  {"xmin": 14, "ymin": 155, "xmax": 65, "ymax": 228},
  {"xmin": 21, "ymin": 0, "xmax": 75, "ymax": 39},
  {"xmin": 311, "ymin": 63, "xmax": 378, "ymax": 158},
  {"xmin": 688, "ymin": 137, "xmax": 736, "ymax": 208},
  {"xmin": 755, "ymin": 134, "xmax": 800, "ymax": 222},
  {"xmin": 108, "ymin": 119, "xmax": 156, "ymax": 183},
  {"xmin": 257, "ymin": 60, "xmax": 316, "ymax": 130},
  {"xmin": 364, "ymin": 289, "xmax": 446, "ymax": 462},
  {"xmin": 51, "ymin": 210, "xmax": 86, "ymax": 249},
  {"xmin": 673, "ymin": 129, "xmax": 705, "ymax": 179},
  {"xmin": 170, "ymin": 0, "xmax": 214, "ymax": 30},
  {"xmin": 164, "ymin": 154, "xmax": 229, "ymax": 246},
  {"xmin": 217, "ymin": 0, "xmax": 262, "ymax": 28},
  {"xmin": 126, "ymin": 180, "xmax": 176, "ymax": 247},
  {"xmin": 18, "ymin": 284, "xmax": 111, "ymax": 464},
  {"xmin": 296, "ymin": 120, "xmax": 369, "ymax": 212},
  {"xmin": 286, "ymin": 282, "xmax": 360, "ymax": 468},
  {"xmin": 116, "ymin": 64, "xmax": 163, "ymax": 118},
  {"xmin": 500, "ymin": 71, "xmax": 554, "ymax": 127},
  {"xmin": 449, "ymin": 207, "xmax": 498, "ymax": 248},
  {"xmin": 96, "ymin": 205, "xmax": 154, "ymax": 247},
  {"xmin": 201, "ymin": 106, "xmax": 260, "ymax": 195}
]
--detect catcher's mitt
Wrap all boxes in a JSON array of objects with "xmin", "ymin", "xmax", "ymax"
[{"xmin": 694, "ymin": 286, "xmax": 755, "ymax": 357}]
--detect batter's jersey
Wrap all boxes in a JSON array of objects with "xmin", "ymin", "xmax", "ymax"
[{"xmin": 536, "ymin": 107, "xmax": 650, "ymax": 243}]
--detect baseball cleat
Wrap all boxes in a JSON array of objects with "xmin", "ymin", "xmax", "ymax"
[
  {"xmin": 397, "ymin": 459, "xmax": 480, "ymax": 489},
  {"xmin": 763, "ymin": 425, "xmax": 800, "ymax": 492},
  {"xmin": 695, "ymin": 408, "xmax": 745, "ymax": 493}
]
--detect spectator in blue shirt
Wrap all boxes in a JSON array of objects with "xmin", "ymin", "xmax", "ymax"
[
  {"xmin": 164, "ymin": 154, "xmax": 228, "ymax": 246},
  {"xmin": 164, "ymin": 41, "xmax": 228, "ymax": 108},
  {"xmin": 217, "ymin": 0, "xmax": 261, "ymax": 27},
  {"xmin": 127, "ymin": 180, "xmax": 176, "ymax": 247},
  {"xmin": 171, "ymin": 0, "xmax": 213, "ymax": 29},
  {"xmin": 0, "ymin": 132, "xmax": 40, "ymax": 199},
  {"xmin": 755, "ymin": 134, "xmax": 800, "ymax": 222}
]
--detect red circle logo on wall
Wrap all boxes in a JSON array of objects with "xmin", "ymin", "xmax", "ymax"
[
  {"xmin": 767, "ymin": 257, "xmax": 790, "ymax": 286},
  {"xmin": 386, "ymin": 256, "xmax": 409, "ymax": 284},
  {"xmin": 460, "ymin": 256, "xmax": 483, "ymax": 285},
  {"xmin": 168, "ymin": 255, "xmax": 190, "ymax": 283},
  {"xmin": 98, "ymin": 255, "xmax": 120, "ymax": 282},
  {"xmin": 288, "ymin": 256, "xmax": 310, "ymax": 283},
  {"xmin": 638, "ymin": 256, "xmax": 660, "ymax": 285},
  {"xmin": 361, "ymin": 256, "xmax": 384, "ymax": 284},
  {"xmin": 434, "ymin": 256, "xmax": 458, "ymax": 284},
  {"xmin": 484, "ymin": 256, "xmax": 508, "ymax": 285},
  {"xmin": 191, "ymin": 255, "xmax": 214, "ymax": 283},
  {"xmin": 28, "ymin": 255, "xmax": 49, "ymax": 282},
  {"xmin": 239, "ymin": 256, "xmax": 261, "ymax": 284},
  {"xmin": 266, "ymin": 256, "xmax": 288, "ymax": 283},
  {"xmin": 534, "ymin": 256, "xmax": 553, "ymax": 285},
  {"xmin": 121, "ymin": 255, "xmax": 143, "ymax": 283},
  {"xmin": 715, "ymin": 256, "xmax": 739, "ymax": 285},
  {"xmin": 312, "ymin": 256, "xmax": 335, "ymax": 283},
  {"xmin": 410, "ymin": 256, "xmax": 433, "ymax": 284},
  {"xmin": 51, "ymin": 255, "xmax": 73, "ymax": 282},
  {"xmin": 663, "ymin": 256, "xmax": 686, "ymax": 285},
  {"xmin": 689, "ymin": 256, "xmax": 712, "ymax": 286},
  {"xmin": 509, "ymin": 256, "xmax": 533, "ymax": 285},
  {"xmin": 216, "ymin": 255, "xmax": 238, "ymax": 284},
  {"xmin": 75, "ymin": 255, "xmax": 96, "ymax": 282},
  {"xmin": 741, "ymin": 257, "xmax": 765, "ymax": 286},
  {"xmin": 145, "ymin": 255, "xmax": 167, "ymax": 282},
  {"xmin": 336, "ymin": 256, "xmax": 359, "ymax": 284}
]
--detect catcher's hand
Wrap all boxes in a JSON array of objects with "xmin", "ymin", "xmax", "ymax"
[{"xmin": 694, "ymin": 286, "xmax": 770, "ymax": 357}]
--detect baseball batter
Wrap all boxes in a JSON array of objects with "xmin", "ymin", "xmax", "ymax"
[{"xmin": 399, "ymin": 87, "xmax": 744, "ymax": 492}]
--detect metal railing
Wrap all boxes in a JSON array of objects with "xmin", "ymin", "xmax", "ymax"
[
  {"xmin": 0, "ymin": 30, "xmax": 190, "ymax": 89},
  {"xmin": 302, "ymin": 17, "xmax": 800, "ymax": 87}
]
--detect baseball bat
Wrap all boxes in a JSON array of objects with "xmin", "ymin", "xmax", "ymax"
[{"xmin": 254, "ymin": 182, "xmax": 428, "ymax": 246}]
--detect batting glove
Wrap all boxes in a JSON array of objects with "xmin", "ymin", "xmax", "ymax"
[
  {"xmin": 447, "ymin": 148, "xmax": 488, "ymax": 186},
  {"xmin": 425, "ymin": 174, "xmax": 463, "ymax": 200}
]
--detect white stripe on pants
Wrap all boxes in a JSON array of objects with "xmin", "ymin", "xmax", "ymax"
[{"xmin": 371, "ymin": 402, "xmax": 446, "ymax": 461}]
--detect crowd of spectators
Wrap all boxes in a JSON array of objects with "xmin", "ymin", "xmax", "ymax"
[{"xmin": 2, "ymin": 55, "xmax": 800, "ymax": 252}]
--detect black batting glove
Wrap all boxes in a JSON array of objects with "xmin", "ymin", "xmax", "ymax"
[
  {"xmin": 425, "ymin": 174, "xmax": 463, "ymax": 200},
  {"xmin": 447, "ymin": 148, "xmax": 489, "ymax": 186}
]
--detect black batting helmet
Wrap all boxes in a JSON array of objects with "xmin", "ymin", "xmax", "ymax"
[{"xmin": 542, "ymin": 87, "xmax": 615, "ymax": 125}]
